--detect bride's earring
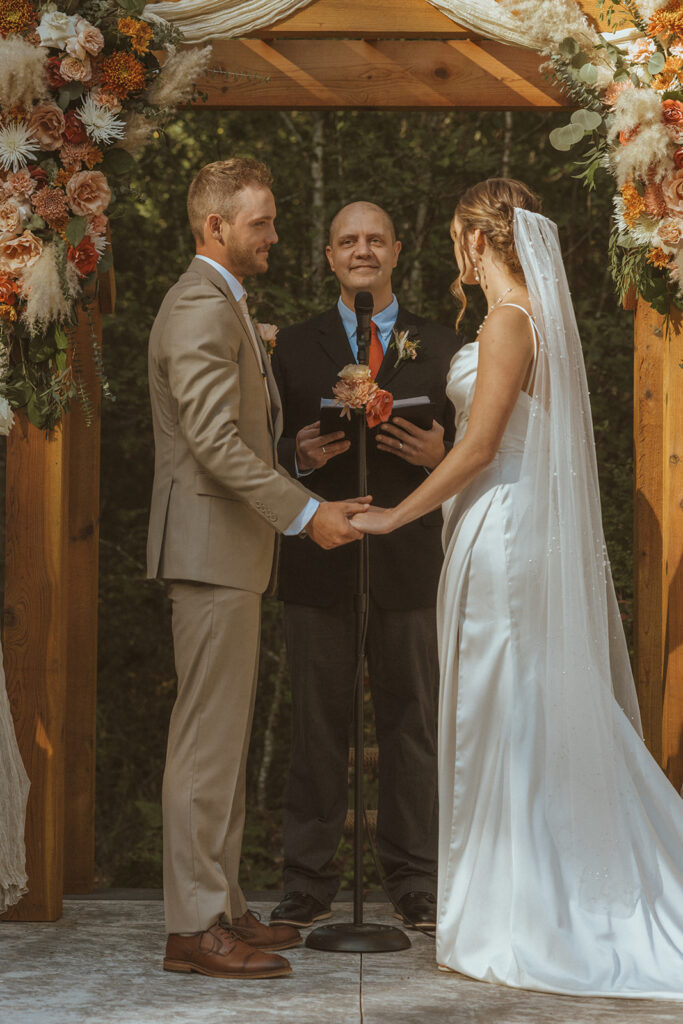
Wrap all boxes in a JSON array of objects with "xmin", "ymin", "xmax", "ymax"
[{"xmin": 471, "ymin": 249, "xmax": 480, "ymax": 284}]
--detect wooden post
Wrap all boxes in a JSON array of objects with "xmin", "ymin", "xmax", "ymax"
[
  {"xmin": 63, "ymin": 296, "xmax": 104, "ymax": 894},
  {"xmin": 634, "ymin": 301, "xmax": 683, "ymax": 791},
  {"xmin": 1, "ymin": 415, "xmax": 70, "ymax": 921}
]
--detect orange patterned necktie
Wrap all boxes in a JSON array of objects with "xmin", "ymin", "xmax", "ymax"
[{"xmin": 368, "ymin": 321, "xmax": 383, "ymax": 379}]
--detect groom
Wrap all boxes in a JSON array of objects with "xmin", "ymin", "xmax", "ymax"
[
  {"xmin": 147, "ymin": 159, "xmax": 370, "ymax": 980},
  {"xmin": 270, "ymin": 202, "xmax": 462, "ymax": 930}
]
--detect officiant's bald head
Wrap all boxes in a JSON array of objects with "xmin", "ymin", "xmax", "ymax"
[
  {"xmin": 326, "ymin": 202, "xmax": 401, "ymax": 311},
  {"xmin": 328, "ymin": 202, "xmax": 396, "ymax": 244}
]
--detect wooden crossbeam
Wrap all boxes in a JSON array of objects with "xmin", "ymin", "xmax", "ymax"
[{"xmin": 197, "ymin": 39, "xmax": 564, "ymax": 110}]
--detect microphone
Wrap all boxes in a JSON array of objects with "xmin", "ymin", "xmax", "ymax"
[{"xmin": 354, "ymin": 291, "xmax": 373, "ymax": 366}]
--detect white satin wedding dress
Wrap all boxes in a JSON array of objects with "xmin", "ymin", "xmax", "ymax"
[{"xmin": 435, "ymin": 216, "xmax": 683, "ymax": 998}]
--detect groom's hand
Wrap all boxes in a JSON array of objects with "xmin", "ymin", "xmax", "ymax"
[
  {"xmin": 305, "ymin": 496, "xmax": 372, "ymax": 549},
  {"xmin": 376, "ymin": 417, "xmax": 446, "ymax": 469},
  {"xmin": 296, "ymin": 421, "xmax": 350, "ymax": 471}
]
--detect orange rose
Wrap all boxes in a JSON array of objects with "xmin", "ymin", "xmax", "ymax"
[
  {"xmin": 675, "ymin": 147, "xmax": 683, "ymax": 169},
  {"xmin": 619, "ymin": 126, "xmax": 640, "ymax": 146},
  {"xmin": 66, "ymin": 170, "xmax": 110, "ymax": 217},
  {"xmin": 656, "ymin": 217, "xmax": 683, "ymax": 249},
  {"xmin": 0, "ymin": 230, "xmax": 43, "ymax": 274},
  {"xmin": 28, "ymin": 101, "xmax": 66, "ymax": 151},
  {"xmin": 0, "ymin": 272, "xmax": 18, "ymax": 305},
  {"xmin": 662, "ymin": 168, "xmax": 683, "ymax": 217},
  {"xmin": 662, "ymin": 99, "xmax": 683, "ymax": 125},
  {"xmin": 67, "ymin": 237, "xmax": 99, "ymax": 276},
  {"xmin": 366, "ymin": 388, "xmax": 394, "ymax": 429}
]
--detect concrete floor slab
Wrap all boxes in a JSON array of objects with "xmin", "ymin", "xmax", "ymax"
[{"xmin": 1, "ymin": 900, "xmax": 682, "ymax": 1024}]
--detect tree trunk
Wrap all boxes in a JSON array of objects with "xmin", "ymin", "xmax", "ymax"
[{"xmin": 310, "ymin": 113, "xmax": 326, "ymax": 304}]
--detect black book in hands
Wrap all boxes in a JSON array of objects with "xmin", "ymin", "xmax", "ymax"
[{"xmin": 319, "ymin": 395, "xmax": 434, "ymax": 444}]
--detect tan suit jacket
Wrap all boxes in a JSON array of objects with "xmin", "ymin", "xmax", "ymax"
[{"xmin": 147, "ymin": 257, "xmax": 311, "ymax": 593}]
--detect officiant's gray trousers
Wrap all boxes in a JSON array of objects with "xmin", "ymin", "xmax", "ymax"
[{"xmin": 282, "ymin": 596, "xmax": 439, "ymax": 904}]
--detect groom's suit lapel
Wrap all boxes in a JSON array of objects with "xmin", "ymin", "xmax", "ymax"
[{"xmin": 189, "ymin": 257, "xmax": 282, "ymax": 438}]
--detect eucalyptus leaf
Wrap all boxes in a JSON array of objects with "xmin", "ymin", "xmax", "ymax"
[
  {"xmin": 25, "ymin": 215, "xmax": 46, "ymax": 231},
  {"xmin": 579, "ymin": 63, "xmax": 599, "ymax": 85},
  {"xmin": 614, "ymin": 69, "xmax": 630, "ymax": 83},
  {"xmin": 571, "ymin": 109, "xmax": 603, "ymax": 132},
  {"xmin": 102, "ymin": 148, "xmax": 137, "ymax": 176},
  {"xmin": 571, "ymin": 50, "xmax": 588, "ymax": 69},
  {"xmin": 57, "ymin": 82, "xmax": 83, "ymax": 110},
  {"xmin": 648, "ymin": 51, "xmax": 666, "ymax": 75},
  {"xmin": 55, "ymin": 351, "xmax": 67, "ymax": 373},
  {"xmin": 26, "ymin": 391, "xmax": 48, "ymax": 429},
  {"xmin": 117, "ymin": 0, "xmax": 147, "ymax": 13},
  {"xmin": 65, "ymin": 216, "xmax": 88, "ymax": 247},
  {"xmin": 559, "ymin": 37, "xmax": 579, "ymax": 57},
  {"xmin": 549, "ymin": 123, "xmax": 586, "ymax": 151}
]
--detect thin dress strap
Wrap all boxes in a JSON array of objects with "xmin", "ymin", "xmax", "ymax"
[{"xmin": 497, "ymin": 303, "xmax": 539, "ymax": 368}]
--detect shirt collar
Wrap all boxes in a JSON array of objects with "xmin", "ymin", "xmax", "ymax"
[
  {"xmin": 337, "ymin": 294, "xmax": 399, "ymax": 344},
  {"xmin": 195, "ymin": 255, "xmax": 245, "ymax": 304}
]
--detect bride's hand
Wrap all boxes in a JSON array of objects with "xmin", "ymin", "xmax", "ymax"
[{"xmin": 349, "ymin": 507, "xmax": 399, "ymax": 534}]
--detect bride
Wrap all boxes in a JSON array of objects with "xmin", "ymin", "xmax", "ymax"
[{"xmin": 353, "ymin": 178, "xmax": 683, "ymax": 998}]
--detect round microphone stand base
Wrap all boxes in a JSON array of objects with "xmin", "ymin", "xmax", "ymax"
[{"xmin": 305, "ymin": 922, "xmax": 411, "ymax": 953}]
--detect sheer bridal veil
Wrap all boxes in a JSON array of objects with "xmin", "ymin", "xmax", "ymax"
[{"xmin": 512, "ymin": 208, "xmax": 647, "ymax": 915}]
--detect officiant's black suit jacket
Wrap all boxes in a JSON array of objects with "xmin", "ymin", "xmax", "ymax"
[{"xmin": 272, "ymin": 305, "xmax": 464, "ymax": 610}]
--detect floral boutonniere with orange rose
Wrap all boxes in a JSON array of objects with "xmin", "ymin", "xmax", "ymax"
[
  {"xmin": 0, "ymin": 0, "xmax": 212, "ymax": 429},
  {"xmin": 332, "ymin": 363, "xmax": 394, "ymax": 428},
  {"xmin": 256, "ymin": 322, "xmax": 278, "ymax": 360},
  {"xmin": 390, "ymin": 326, "xmax": 421, "ymax": 368}
]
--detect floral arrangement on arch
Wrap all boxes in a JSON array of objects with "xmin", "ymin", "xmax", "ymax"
[
  {"xmin": 498, "ymin": 0, "xmax": 683, "ymax": 316},
  {"xmin": 0, "ymin": 0, "xmax": 211, "ymax": 430},
  {"xmin": 333, "ymin": 363, "xmax": 394, "ymax": 428}
]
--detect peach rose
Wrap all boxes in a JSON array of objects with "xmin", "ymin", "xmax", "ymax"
[
  {"xmin": 2, "ymin": 168, "xmax": 37, "ymax": 199},
  {"xmin": 66, "ymin": 170, "xmax": 111, "ymax": 217},
  {"xmin": 0, "ymin": 231, "xmax": 43, "ymax": 274},
  {"xmin": 656, "ymin": 218, "xmax": 683, "ymax": 250},
  {"xmin": 60, "ymin": 56, "xmax": 92, "ymax": 83},
  {"xmin": 0, "ymin": 200, "xmax": 23, "ymax": 242},
  {"xmin": 662, "ymin": 169, "xmax": 683, "ymax": 217},
  {"xmin": 366, "ymin": 388, "xmax": 394, "ymax": 428},
  {"xmin": 89, "ymin": 87, "xmax": 122, "ymax": 113},
  {"xmin": 338, "ymin": 363, "xmax": 373, "ymax": 383},
  {"xmin": 28, "ymin": 101, "xmax": 66, "ymax": 151},
  {"xmin": 75, "ymin": 18, "xmax": 104, "ymax": 57},
  {"xmin": 64, "ymin": 36, "xmax": 87, "ymax": 61},
  {"xmin": 87, "ymin": 213, "xmax": 108, "ymax": 236}
]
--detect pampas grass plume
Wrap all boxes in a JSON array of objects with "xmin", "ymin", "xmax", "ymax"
[
  {"xmin": 145, "ymin": 45, "xmax": 212, "ymax": 108},
  {"xmin": 0, "ymin": 37, "xmax": 49, "ymax": 111},
  {"xmin": 21, "ymin": 243, "xmax": 79, "ymax": 335},
  {"xmin": 116, "ymin": 112, "xmax": 155, "ymax": 156},
  {"xmin": 613, "ymin": 124, "xmax": 673, "ymax": 185}
]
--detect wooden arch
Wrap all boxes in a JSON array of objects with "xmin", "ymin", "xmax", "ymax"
[{"xmin": 3, "ymin": 0, "xmax": 681, "ymax": 922}]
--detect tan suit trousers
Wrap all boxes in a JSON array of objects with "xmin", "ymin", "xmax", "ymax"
[{"xmin": 162, "ymin": 581, "xmax": 261, "ymax": 934}]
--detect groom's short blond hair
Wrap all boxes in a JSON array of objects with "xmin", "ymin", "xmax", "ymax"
[{"xmin": 187, "ymin": 158, "xmax": 273, "ymax": 242}]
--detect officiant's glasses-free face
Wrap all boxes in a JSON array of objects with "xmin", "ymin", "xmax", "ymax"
[{"xmin": 325, "ymin": 206, "xmax": 401, "ymax": 304}]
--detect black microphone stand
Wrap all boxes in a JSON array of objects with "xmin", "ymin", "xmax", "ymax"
[{"xmin": 306, "ymin": 294, "xmax": 410, "ymax": 954}]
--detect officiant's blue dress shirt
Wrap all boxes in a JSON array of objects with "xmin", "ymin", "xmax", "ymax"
[
  {"xmin": 337, "ymin": 294, "xmax": 399, "ymax": 358},
  {"xmin": 195, "ymin": 254, "xmax": 318, "ymax": 534}
]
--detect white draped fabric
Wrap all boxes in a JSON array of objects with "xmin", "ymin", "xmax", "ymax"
[
  {"xmin": 142, "ymin": 0, "xmax": 549, "ymax": 47},
  {"xmin": 0, "ymin": 654, "xmax": 29, "ymax": 914}
]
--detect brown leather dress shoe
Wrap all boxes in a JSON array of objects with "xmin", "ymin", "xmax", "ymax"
[
  {"xmin": 224, "ymin": 909, "xmax": 302, "ymax": 952},
  {"xmin": 163, "ymin": 921, "xmax": 292, "ymax": 979}
]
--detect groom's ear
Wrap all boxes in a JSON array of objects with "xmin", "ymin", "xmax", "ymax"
[{"xmin": 206, "ymin": 214, "xmax": 224, "ymax": 243}]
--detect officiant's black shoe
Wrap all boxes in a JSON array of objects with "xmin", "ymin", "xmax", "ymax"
[
  {"xmin": 270, "ymin": 892, "xmax": 332, "ymax": 928},
  {"xmin": 394, "ymin": 891, "xmax": 437, "ymax": 930}
]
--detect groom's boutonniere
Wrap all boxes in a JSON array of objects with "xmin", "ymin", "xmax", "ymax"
[
  {"xmin": 390, "ymin": 326, "xmax": 421, "ymax": 368},
  {"xmin": 256, "ymin": 323, "xmax": 278, "ymax": 360}
]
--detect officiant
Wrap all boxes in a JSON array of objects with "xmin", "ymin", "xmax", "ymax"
[{"xmin": 270, "ymin": 202, "xmax": 462, "ymax": 930}]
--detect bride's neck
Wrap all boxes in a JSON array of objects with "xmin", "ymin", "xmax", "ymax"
[{"xmin": 479, "ymin": 265, "xmax": 526, "ymax": 310}]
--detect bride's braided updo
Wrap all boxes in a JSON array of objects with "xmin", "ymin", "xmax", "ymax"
[{"xmin": 451, "ymin": 178, "xmax": 541, "ymax": 328}]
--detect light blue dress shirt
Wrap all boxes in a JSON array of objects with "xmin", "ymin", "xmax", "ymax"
[
  {"xmin": 194, "ymin": 255, "xmax": 318, "ymax": 536},
  {"xmin": 337, "ymin": 294, "xmax": 399, "ymax": 360}
]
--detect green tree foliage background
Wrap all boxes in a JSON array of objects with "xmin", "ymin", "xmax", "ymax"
[{"xmin": 95, "ymin": 108, "xmax": 634, "ymax": 890}]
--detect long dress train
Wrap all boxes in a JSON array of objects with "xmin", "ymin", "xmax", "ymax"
[
  {"xmin": 0, "ymin": 650, "xmax": 29, "ymax": 914},
  {"xmin": 436, "ymin": 312, "xmax": 683, "ymax": 999}
]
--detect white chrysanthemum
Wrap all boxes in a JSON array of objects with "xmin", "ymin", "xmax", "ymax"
[
  {"xmin": 612, "ymin": 123, "xmax": 673, "ymax": 185},
  {"xmin": 88, "ymin": 232, "xmax": 108, "ymax": 256},
  {"xmin": 77, "ymin": 96, "xmax": 126, "ymax": 145},
  {"xmin": 0, "ymin": 123, "xmax": 40, "ymax": 174},
  {"xmin": 613, "ymin": 196, "xmax": 658, "ymax": 245}
]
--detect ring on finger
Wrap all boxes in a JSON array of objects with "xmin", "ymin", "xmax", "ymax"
[
  {"xmin": 322, "ymin": 445, "xmax": 327, "ymax": 454},
  {"xmin": 399, "ymin": 441, "xmax": 404, "ymax": 451}
]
